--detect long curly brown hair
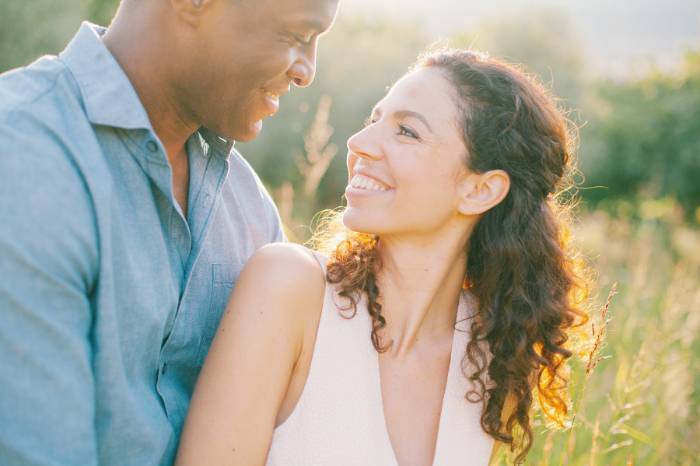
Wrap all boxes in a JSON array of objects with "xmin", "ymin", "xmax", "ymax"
[{"xmin": 314, "ymin": 49, "xmax": 591, "ymax": 463}]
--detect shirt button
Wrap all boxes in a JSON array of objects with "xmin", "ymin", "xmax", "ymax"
[{"xmin": 146, "ymin": 140, "xmax": 158, "ymax": 153}]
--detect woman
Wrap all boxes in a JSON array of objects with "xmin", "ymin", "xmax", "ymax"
[{"xmin": 175, "ymin": 49, "xmax": 590, "ymax": 466}]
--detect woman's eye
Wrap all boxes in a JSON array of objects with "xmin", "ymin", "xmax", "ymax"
[
  {"xmin": 398, "ymin": 124, "xmax": 419, "ymax": 139},
  {"xmin": 363, "ymin": 116, "xmax": 376, "ymax": 127}
]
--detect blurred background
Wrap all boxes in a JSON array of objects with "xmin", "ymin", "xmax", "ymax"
[{"xmin": 2, "ymin": 0, "xmax": 698, "ymax": 464}]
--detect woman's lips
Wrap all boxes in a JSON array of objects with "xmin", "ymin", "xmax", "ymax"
[
  {"xmin": 348, "ymin": 173, "xmax": 391, "ymax": 191},
  {"xmin": 345, "ymin": 173, "xmax": 394, "ymax": 199}
]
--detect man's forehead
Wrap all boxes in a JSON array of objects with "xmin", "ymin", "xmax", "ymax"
[{"xmin": 266, "ymin": 0, "xmax": 340, "ymax": 30}]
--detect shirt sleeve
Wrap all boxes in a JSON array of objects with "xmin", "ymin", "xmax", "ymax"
[
  {"xmin": 268, "ymin": 196, "xmax": 286, "ymax": 243},
  {"xmin": 0, "ymin": 119, "xmax": 100, "ymax": 466}
]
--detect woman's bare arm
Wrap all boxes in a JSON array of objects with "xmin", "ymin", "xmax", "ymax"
[{"xmin": 175, "ymin": 243, "xmax": 325, "ymax": 466}]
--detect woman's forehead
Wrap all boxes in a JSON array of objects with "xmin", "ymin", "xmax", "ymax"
[{"xmin": 378, "ymin": 69, "xmax": 457, "ymax": 117}]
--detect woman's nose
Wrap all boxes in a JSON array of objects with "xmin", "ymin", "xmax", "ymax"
[{"xmin": 347, "ymin": 124, "xmax": 382, "ymax": 161}]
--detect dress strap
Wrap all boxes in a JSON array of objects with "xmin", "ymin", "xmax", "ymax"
[{"xmin": 309, "ymin": 250, "xmax": 329, "ymax": 276}]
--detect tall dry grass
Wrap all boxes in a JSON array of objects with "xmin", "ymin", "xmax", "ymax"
[{"xmin": 489, "ymin": 206, "xmax": 700, "ymax": 466}]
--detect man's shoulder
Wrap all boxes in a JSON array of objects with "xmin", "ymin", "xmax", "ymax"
[
  {"xmin": 219, "ymin": 147, "xmax": 284, "ymax": 240},
  {"xmin": 226, "ymin": 147, "xmax": 263, "ymax": 182},
  {"xmin": 0, "ymin": 60, "xmax": 101, "ymax": 253},
  {"xmin": 223, "ymin": 147, "xmax": 278, "ymax": 207},
  {"xmin": 0, "ymin": 55, "xmax": 80, "ymax": 124},
  {"xmin": 0, "ymin": 55, "xmax": 108, "ymax": 176},
  {"xmin": 0, "ymin": 57, "xmax": 111, "ymax": 215}
]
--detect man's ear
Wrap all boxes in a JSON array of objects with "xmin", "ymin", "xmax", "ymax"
[
  {"xmin": 169, "ymin": 0, "xmax": 215, "ymax": 26},
  {"xmin": 457, "ymin": 169, "xmax": 510, "ymax": 216}
]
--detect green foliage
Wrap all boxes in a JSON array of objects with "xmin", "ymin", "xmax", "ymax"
[
  {"xmin": 0, "ymin": 0, "xmax": 81, "ymax": 71},
  {"xmin": 87, "ymin": 0, "xmax": 120, "ymax": 27},
  {"xmin": 450, "ymin": 7, "xmax": 588, "ymax": 107},
  {"xmin": 580, "ymin": 51, "xmax": 700, "ymax": 220},
  {"xmin": 0, "ymin": 0, "xmax": 118, "ymax": 72}
]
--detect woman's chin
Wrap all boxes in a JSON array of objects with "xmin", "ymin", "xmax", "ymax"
[{"xmin": 342, "ymin": 208, "xmax": 384, "ymax": 235}]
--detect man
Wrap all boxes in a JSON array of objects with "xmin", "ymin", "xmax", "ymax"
[{"xmin": 0, "ymin": 0, "xmax": 340, "ymax": 464}]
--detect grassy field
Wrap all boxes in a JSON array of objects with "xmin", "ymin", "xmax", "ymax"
[{"xmin": 490, "ymin": 206, "xmax": 700, "ymax": 465}]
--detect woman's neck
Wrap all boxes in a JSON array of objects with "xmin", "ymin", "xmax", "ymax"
[{"xmin": 375, "ymin": 229, "xmax": 470, "ymax": 358}]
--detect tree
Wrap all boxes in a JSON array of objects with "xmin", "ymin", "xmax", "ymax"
[
  {"xmin": 450, "ymin": 7, "xmax": 588, "ymax": 107},
  {"xmin": 0, "ymin": 0, "xmax": 118, "ymax": 73},
  {"xmin": 580, "ymin": 50, "xmax": 700, "ymax": 219}
]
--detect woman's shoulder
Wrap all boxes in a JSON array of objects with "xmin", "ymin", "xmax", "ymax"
[
  {"xmin": 223, "ymin": 244, "xmax": 329, "ymax": 367},
  {"xmin": 239, "ymin": 243, "xmax": 328, "ymax": 308},
  {"xmin": 246, "ymin": 242, "xmax": 327, "ymax": 274}
]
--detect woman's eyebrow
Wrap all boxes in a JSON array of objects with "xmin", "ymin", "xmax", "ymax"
[
  {"xmin": 394, "ymin": 110, "xmax": 433, "ymax": 133},
  {"xmin": 371, "ymin": 107, "xmax": 433, "ymax": 133}
]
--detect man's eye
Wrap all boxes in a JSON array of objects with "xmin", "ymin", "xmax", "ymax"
[
  {"xmin": 282, "ymin": 32, "xmax": 311, "ymax": 46},
  {"xmin": 294, "ymin": 34, "xmax": 313, "ymax": 45},
  {"xmin": 398, "ymin": 124, "xmax": 419, "ymax": 139}
]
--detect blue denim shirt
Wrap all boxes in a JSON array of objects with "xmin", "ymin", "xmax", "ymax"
[{"xmin": 0, "ymin": 23, "xmax": 284, "ymax": 466}]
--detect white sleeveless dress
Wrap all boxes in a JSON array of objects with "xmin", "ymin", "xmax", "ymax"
[{"xmin": 265, "ymin": 253, "xmax": 494, "ymax": 466}]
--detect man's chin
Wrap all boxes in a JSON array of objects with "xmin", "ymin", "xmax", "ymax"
[
  {"xmin": 231, "ymin": 119, "xmax": 264, "ymax": 143},
  {"xmin": 210, "ymin": 118, "xmax": 263, "ymax": 143}
]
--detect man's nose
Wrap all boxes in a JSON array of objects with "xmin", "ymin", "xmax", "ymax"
[{"xmin": 288, "ymin": 45, "xmax": 317, "ymax": 88}]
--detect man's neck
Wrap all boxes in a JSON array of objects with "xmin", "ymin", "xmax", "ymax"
[{"xmin": 102, "ymin": 10, "xmax": 198, "ymax": 161}]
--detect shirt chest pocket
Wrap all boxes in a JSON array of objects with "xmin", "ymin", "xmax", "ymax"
[{"xmin": 196, "ymin": 262, "xmax": 244, "ymax": 366}]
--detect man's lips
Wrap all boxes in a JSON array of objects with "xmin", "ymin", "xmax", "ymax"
[
  {"xmin": 260, "ymin": 92, "xmax": 279, "ymax": 117},
  {"xmin": 257, "ymin": 85, "xmax": 290, "ymax": 119}
]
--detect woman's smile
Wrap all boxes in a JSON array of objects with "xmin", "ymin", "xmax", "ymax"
[{"xmin": 345, "ymin": 172, "xmax": 393, "ymax": 199}]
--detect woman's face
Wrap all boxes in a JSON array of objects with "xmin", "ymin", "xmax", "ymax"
[{"xmin": 343, "ymin": 68, "xmax": 471, "ymax": 238}]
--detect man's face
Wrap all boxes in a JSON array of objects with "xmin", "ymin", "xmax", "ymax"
[{"xmin": 184, "ymin": 0, "xmax": 340, "ymax": 142}]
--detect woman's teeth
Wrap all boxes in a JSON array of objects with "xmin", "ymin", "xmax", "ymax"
[{"xmin": 350, "ymin": 174, "xmax": 389, "ymax": 191}]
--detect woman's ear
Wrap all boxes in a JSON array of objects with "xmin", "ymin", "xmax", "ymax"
[{"xmin": 457, "ymin": 169, "xmax": 510, "ymax": 216}]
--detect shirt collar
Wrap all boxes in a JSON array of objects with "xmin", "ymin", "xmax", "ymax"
[
  {"xmin": 60, "ymin": 22, "xmax": 152, "ymax": 131},
  {"xmin": 59, "ymin": 22, "xmax": 235, "ymax": 156},
  {"xmin": 198, "ymin": 127, "xmax": 235, "ymax": 157}
]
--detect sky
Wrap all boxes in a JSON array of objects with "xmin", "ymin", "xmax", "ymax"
[{"xmin": 341, "ymin": 0, "xmax": 700, "ymax": 76}]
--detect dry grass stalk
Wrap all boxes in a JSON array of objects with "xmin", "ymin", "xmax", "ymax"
[
  {"xmin": 588, "ymin": 418, "xmax": 600, "ymax": 466},
  {"xmin": 296, "ymin": 94, "xmax": 338, "ymax": 199},
  {"xmin": 275, "ymin": 95, "xmax": 338, "ymax": 242},
  {"xmin": 585, "ymin": 283, "xmax": 617, "ymax": 375},
  {"xmin": 275, "ymin": 181, "xmax": 295, "ymax": 228},
  {"xmin": 540, "ymin": 431, "xmax": 554, "ymax": 466}
]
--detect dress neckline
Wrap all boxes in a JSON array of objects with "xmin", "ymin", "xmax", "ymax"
[{"xmin": 373, "ymin": 291, "xmax": 469, "ymax": 466}]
